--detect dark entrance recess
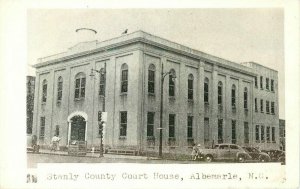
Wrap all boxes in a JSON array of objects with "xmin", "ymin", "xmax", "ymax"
[{"xmin": 70, "ymin": 115, "xmax": 86, "ymax": 141}]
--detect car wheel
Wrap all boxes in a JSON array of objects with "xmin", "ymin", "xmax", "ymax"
[
  {"xmin": 237, "ymin": 155, "xmax": 245, "ymax": 163},
  {"xmin": 204, "ymin": 155, "xmax": 213, "ymax": 162},
  {"xmin": 259, "ymin": 156, "xmax": 268, "ymax": 162},
  {"xmin": 278, "ymin": 156, "xmax": 285, "ymax": 164}
]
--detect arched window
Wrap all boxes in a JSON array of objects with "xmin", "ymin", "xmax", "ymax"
[
  {"xmin": 57, "ymin": 77, "xmax": 63, "ymax": 102},
  {"xmin": 121, "ymin": 63, "xmax": 128, "ymax": 93},
  {"xmin": 169, "ymin": 69, "xmax": 176, "ymax": 97},
  {"xmin": 99, "ymin": 68, "xmax": 105, "ymax": 96},
  {"xmin": 244, "ymin": 87, "xmax": 248, "ymax": 109},
  {"xmin": 42, "ymin": 79, "xmax": 47, "ymax": 103},
  {"xmin": 218, "ymin": 82, "xmax": 223, "ymax": 106},
  {"xmin": 188, "ymin": 74, "xmax": 194, "ymax": 100},
  {"xmin": 204, "ymin": 78, "xmax": 209, "ymax": 103},
  {"xmin": 75, "ymin": 72, "xmax": 86, "ymax": 99},
  {"xmin": 148, "ymin": 64, "xmax": 155, "ymax": 94},
  {"xmin": 231, "ymin": 84, "xmax": 236, "ymax": 109}
]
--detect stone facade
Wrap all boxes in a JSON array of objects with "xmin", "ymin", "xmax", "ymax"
[{"xmin": 32, "ymin": 31, "xmax": 280, "ymax": 154}]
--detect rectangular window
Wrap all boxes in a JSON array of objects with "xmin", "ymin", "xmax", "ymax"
[
  {"xmin": 218, "ymin": 119, "xmax": 223, "ymax": 143},
  {"xmin": 169, "ymin": 114, "xmax": 175, "ymax": 138},
  {"xmin": 147, "ymin": 112, "xmax": 155, "ymax": 137},
  {"xmin": 169, "ymin": 75, "xmax": 175, "ymax": 97},
  {"xmin": 232, "ymin": 120, "xmax": 236, "ymax": 144},
  {"xmin": 271, "ymin": 102, "xmax": 275, "ymax": 114},
  {"xmin": 187, "ymin": 116, "xmax": 193, "ymax": 138},
  {"xmin": 55, "ymin": 125, "xmax": 60, "ymax": 136},
  {"xmin": 148, "ymin": 70, "xmax": 155, "ymax": 94},
  {"xmin": 75, "ymin": 78, "xmax": 80, "ymax": 99},
  {"xmin": 255, "ymin": 76, "xmax": 258, "ymax": 87},
  {"xmin": 121, "ymin": 70, "xmax": 128, "ymax": 93},
  {"xmin": 261, "ymin": 125, "xmax": 265, "ymax": 142},
  {"xmin": 266, "ymin": 78, "xmax": 269, "ymax": 90},
  {"xmin": 266, "ymin": 126, "xmax": 270, "ymax": 142},
  {"xmin": 204, "ymin": 118, "xmax": 209, "ymax": 143},
  {"xmin": 271, "ymin": 79, "xmax": 274, "ymax": 92},
  {"xmin": 42, "ymin": 83, "xmax": 47, "ymax": 103},
  {"xmin": 260, "ymin": 76, "xmax": 263, "ymax": 89},
  {"xmin": 218, "ymin": 85, "xmax": 222, "ymax": 105},
  {"xmin": 80, "ymin": 78, "xmax": 86, "ymax": 97},
  {"xmin": 188, "ymin": 79, "xmax": 193, "ymax": 100},
  {"xmin": 260, "ymin": 99, "xmax": 264, "ymax": 113},
  {"xmin": 266, "ymin": 101, "xmax": 270, "ymax": 114},
  {"xmin": 231, "ymin": 88, "xmax": 236, "ymax": 110},
  {"xmin": 120, "ymin": 111, "xmax": 127, "ymax": 137},
  {"xmin": 99, "ymin": 72, "xmax": 105, "ymax": 96},
  {"xmin": 57, "ymin": 80, "xmax": 63, "ymax": 101},
  {"xmin": 255, "ymin": 125, "xmax": 260, "ymax": 142},
  {"xmin": 204, "ymin": 81, "xmax": 209, "ymax": 103},
  {"xmin": 244, "ymin": 122, "xmax": 249, "ymax": 143},
  {"xmin": 272, "ymin": 127, "xmax": 275, "ymax": 142},
  {"xmin": 255, "ymin": 98, "xmax": 258, "ymax": 112},
  {"xmin": 39, "ymin": 117, "xmax": 45, "ymax": 139}
]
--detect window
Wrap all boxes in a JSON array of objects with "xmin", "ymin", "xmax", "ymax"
[
  {"xmin": 260, "ymin": 76, "xmax": 263, "ymax": 89},
  {"xmin": 218, "ymin": 82, "xmax": 223, "ymax": 106},
  {"xmin": 169, "ymin": 114, "xmax": 175, "ymax": 138},
  {"xmin": 39, "ymin": 117, "xmax": 45, "ymax": 139},
  {"xmin": 99, "ymin": 68, "xmax": 105, "ymax": 96},
  {"xmin": 272, "ymin": 127, "xmax": 275, "ymax": 142},
  {"xmin": 261, "ymin": 125, "xmax": 265, "ymax": 142},
  {"xmin": 55, "ymin": 125, "xmax": 60, "ymax": 136},
  {"xmin": 232, "ymin": 120, "xmax": 236, "ymax": 144},
  {"xmin": 266, "ymin": 78, "xmax": 269, "ymax": 90},
  {"xmin": 204, "ymin": 118, "xmax": 209, "ymax": 142},
  {"xmin": 255, "ymin": 98, "xmax": 258, "ymax": 112},
  {"xmin": 218, "ymin": 119, "xmax": 223, "ymax": 143},
  {"xmin": 188, "ymin": 74, "xmax": 194, "ymax": 100},
  {"xmin": 266, "ymin": 126, "xmax": 270, "ymax": 142},
  {"xmin": 271, "ymin": 79, "xmax": 274, "ymax": 92},
  {"xmin": 244, "ymin": 87, "xmax": 248, "ymax": 110},
  {"xmin": 169, "ymin": 69, "xmax": 176, "ymax": 97},
  {"xmin": 255, "ymin": 125, "xmax": 260, "ymax": 142},
  {"xmin": 231, "ymin": 85, "xmax": 236, "ymax": 110},
  {"xmin": 147, "ymin": 112, "xmax": 155, "ymax": 137},
  {"xmin": 57, "ymin": 77, "xmax": 63, "ymax": 102},
  {"xmin": 148, "ymin": 64, "xmax": 155, "ymax": 94},
  {"xmin": 75, "ymin": 73, "xmax": 86, "ymax": 99},
  {"xmin": 187, "ymin": 115, "xmax": 193, "ymax": 139},
  {"xmin": 120, "ymin": 111, "xmax": 127, "ymax": 137},
  {"xmin": 42, "ymin": 79, "xmax": 47, "ymax": 103},
  {"xmin": 260, "ymin": 99, "xmax": 264, "ymax": 113},
  {"xmin": 121, "ymin": 64, "xmax": 128, "ymax": 93},
  {"xmin": 244, "ymin": 122, "xmax": 249, "ymax": 143},
  {"xmin": 266, "ymin": 101, "xmax": 270, "ymax": 114},
  {"xmin": 255, "ymin": 76, "xmax": 258, "ymax": 88},
  {"xmin": 204, "ymin": 78, "xmax": 209, "ymax": 103},
  {"xmin": 271, "ymin": 102, "xmax": 275, "ymax": 114}
]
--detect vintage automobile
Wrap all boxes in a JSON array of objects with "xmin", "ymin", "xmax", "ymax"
[
  {"xmin": 27, "ymin": 135, "xmax": 40, "ymax": 153},
  {"xmin": 261, "ymin": 149, "xmax": 285, "ymax": 164},
  {"xmin": 242, "ymin": 147, "xmax": 270, "ymax": 162},
  {"xmin": 199, "ymin": 143, "xmax": 252, "ymax": 163}
]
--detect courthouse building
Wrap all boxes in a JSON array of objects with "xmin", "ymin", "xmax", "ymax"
[{"xmin": 32, "ymin": 31, "xmax": 280, "ymax": 154}]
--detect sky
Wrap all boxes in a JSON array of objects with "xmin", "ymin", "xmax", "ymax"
[{"xmin": 27, "ymin": 9, "xmax": 284, "ymax": 118}]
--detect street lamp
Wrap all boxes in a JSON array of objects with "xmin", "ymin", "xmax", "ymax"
[
  {"xmin": 158, "ymin": 63, "xmax": 176, "ymax": 158},
  {"xmin": 90, "ymin": 62, "xmax": 106, "ymax": 157}
]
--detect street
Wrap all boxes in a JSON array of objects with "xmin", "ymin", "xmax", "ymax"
[{"xmin": 27, "ymin": 153, "xmax": 218, "ymax": 168}]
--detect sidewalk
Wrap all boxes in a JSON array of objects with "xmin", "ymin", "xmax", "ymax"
[{"xmin": 36, "ymin": 149, "xmax": 160, "ymax": 160}]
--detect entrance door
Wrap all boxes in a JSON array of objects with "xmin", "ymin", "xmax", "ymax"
[{"xmin": 70, "ymin": 115, "xmax": 86, "ymax": 141}]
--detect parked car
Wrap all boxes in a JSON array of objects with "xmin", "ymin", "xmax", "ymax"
[
  {"xmin": 242, "ymin": 147, "xmax": 270, "ymax": 162},
  {"xmin": 199, "ymin": 143, "xmax": 252, "ymax": 163},
  {"xmin": 261, "ymin": 149, "xmax": 285, "ymax": 164}
]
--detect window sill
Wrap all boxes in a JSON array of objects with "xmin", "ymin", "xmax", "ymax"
[
  {"xmin": 41, "ymin": 102, "xmax": 46, "ymax": 106},
  {"xmin": 169, "ymin": 96, "xmax": 176, "ymax": 101},
  {"xmin": 119, "ymin": 136, "xmax": 127, "ymax": 140},
  {"xmin": 148, "ymin": 93, "xmax": 155, "ymax": 97},
  {"xmin": 146, "ymin": 136, "xmax": 155, "ymax": 140},
  {"xmin": 188, "ymin": 99, "xmax": 194, "ymax": 103},
  {"xmin": 120, "ymin": 92, "xmax": 128, "ymax": 96},
  {"xmin": 74, "ymin": 98, "xmax": 85, "ymax": 101}
]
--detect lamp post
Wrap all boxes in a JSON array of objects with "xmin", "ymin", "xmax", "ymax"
[
  {"xmin": 158, "ymin": 63, "xmax": 176, "ymax": 158},
  {"xmin": 90, "ymin": 62, "xmax": 106, "ymax": 157}
]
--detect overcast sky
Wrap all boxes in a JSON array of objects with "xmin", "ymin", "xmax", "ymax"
[{"xmin": 27, "ymin": 9, "xmax": 284, "ymax": 118}]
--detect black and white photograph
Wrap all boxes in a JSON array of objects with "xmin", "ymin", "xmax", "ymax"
[{"xmin": 1, "ymin": 1, "xmax": 299, "ymax": 189}]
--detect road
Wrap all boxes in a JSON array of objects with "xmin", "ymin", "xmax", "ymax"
[{"xmin": 27, "ymin": 153, "xmax": 209, "ymax": 168}]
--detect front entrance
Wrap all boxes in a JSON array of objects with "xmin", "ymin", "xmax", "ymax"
[{"xmin": 70, "ymin": 115, "xmax": 86, "ymax": 141}]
